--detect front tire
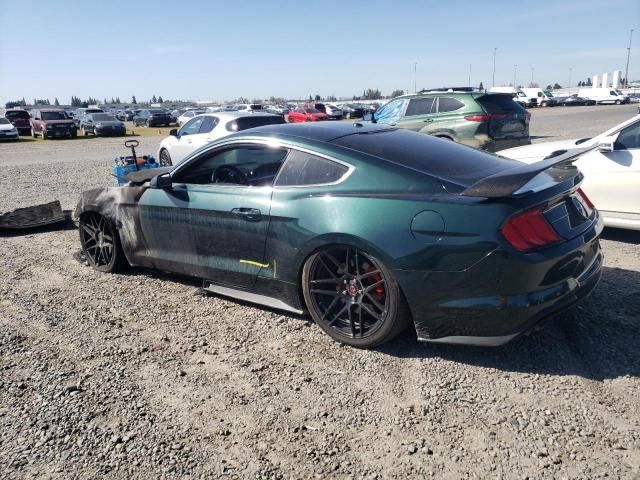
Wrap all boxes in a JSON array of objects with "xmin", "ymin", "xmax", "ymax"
[
  {"xmin": 615, "ymin": 100, "xmax": 621, "ymax": 105},
  {"xmin": 79, "ymin": 212, "xmax": 126, "ymax": 273},
  {"xmin": 302, "ymin": 245, "xmax": 410, "ymax": 348}
]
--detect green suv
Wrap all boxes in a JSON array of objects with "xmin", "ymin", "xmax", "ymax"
[{"xmin": 371, "ymin": 89, "xmax": 531, "ymax": 151}]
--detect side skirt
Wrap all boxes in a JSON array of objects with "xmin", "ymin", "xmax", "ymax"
[
  {"xmin": 202, "ymin": 281, "xmax": 304, "ymax": 315},
  {"xmin": 419, "ymin": 333, "xmax": 518, "ymax": 347}
]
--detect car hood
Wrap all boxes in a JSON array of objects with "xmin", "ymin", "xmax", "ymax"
[
  {"xmin": 498, "ymin": 138, "xmax": 589, "ymax": 163},
  {"xmin": 43, "ymin": 120, "xmax": 75, "ymax": 126}
]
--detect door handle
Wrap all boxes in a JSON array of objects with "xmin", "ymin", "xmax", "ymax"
[
  {"xmin": 423, "ymin": 119, "xmax": 434, "ymax": 123},
  {"xmin": 231, "ymin": 208, "xmax": 262, "ymax": 221}
]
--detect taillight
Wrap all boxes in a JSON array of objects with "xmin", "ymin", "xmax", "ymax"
[
  {"xmin": 464, "ymin": 113, "xmax": 508, "ymax": 121},
  {"xmin": 501, "ymin": 207, "xmax": 560, "ymax": 251},
  {"xmin": 577, "ymin": 188, "xmax": 594, "ymax": 210}
]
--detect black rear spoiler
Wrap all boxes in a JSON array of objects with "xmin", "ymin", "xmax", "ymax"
[{"xmin": 462, "ymin": 145, "xmax": 597, "ymax": 198}]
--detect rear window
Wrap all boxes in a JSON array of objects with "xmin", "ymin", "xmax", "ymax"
[
  {"xmin": 332, "ymin": 128, "xmax": 520, "ymax": 188},
  {"xmin": 5, "ymin": 110, "xmax": 30, "ymax": 119},
  {"xmin": 149, "ymin": 109, "xmax": 166, "ymax": 114},
  {"xmin": 476, "ymin": 94, "xmax": 524, "ymax": 113},
  {"xmin": 226, "ymin": 115, "xmax": 285, "ymax": 132}
]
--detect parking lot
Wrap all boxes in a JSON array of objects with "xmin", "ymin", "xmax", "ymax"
[{"xmin": 1, "ymin": 104, "xmax": 639, "ymax": 479}]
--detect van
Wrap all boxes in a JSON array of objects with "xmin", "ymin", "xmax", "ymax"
[
  {"xmin": 519, "ymin": 88, "xmax": 558, "ymax": 107},
  {"xmin": 578, "ymin": 88, "xmax": 628, "ymax": 105}
]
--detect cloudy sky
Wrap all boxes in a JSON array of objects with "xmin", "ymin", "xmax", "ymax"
[{"xmin": 0, "ymin": 0, "xmax": 638, "ymax": 104}]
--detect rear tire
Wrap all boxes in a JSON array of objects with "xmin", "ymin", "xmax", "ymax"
[
  {"xmin": 301, "ymin": 245, "xmax": 410, "ymax": 348},
  {"xmin": 79, "ymin": 212, "xmax": 127, "ymax": 273},
  {"xmin": 159, "ymin": 148, "xmax": 173, "ymax": 167}
]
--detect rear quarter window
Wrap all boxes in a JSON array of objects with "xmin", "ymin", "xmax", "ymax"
[{"xmin": 276, "ymin": 150, "xmax": 349, "ymax": 186}]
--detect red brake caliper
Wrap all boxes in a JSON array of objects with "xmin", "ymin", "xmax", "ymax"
[{"xmin": 366, "ymin": 265, "xmax": 385, "ymax": 300}]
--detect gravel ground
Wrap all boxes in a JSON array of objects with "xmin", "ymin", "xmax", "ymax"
[{"xmin": 1, "ymin": 106, "xmax": 639, "ymax": 479}]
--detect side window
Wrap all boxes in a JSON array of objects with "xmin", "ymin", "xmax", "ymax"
[
  {"xmin": 276, "ymin": 150, "xmax": 349, "ymax": 186},
  {"xmin": 437, "ymin": 97, "xmax": 465, "ymax": 113},
  {"xmin": 405, "ymin": 98, "xmax": 434, "ymax": 116},
  {"xmin": 199, "ymin": 116, "xmax": 218, "ymax": 134},
  {"xmin": 614, "ymin": 122, "xmax": 640, "ymax": 150},
  {"xmin": 180, "ymin": 116, "xmax": 205, "ymax": 136},
  {"xmin": 173, "ymin": 145, "xmax": 288, "ymax": 186}
]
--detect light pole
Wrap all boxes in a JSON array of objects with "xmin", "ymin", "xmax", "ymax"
[
  {"xmin": 530, "ymin": 67, "xmax": 534, "ymax": 86},
  {"xmin": 568, "ymin": 67, "xmax": 572, "ymax": 90},
  {"xmin": 624, "ymin": 29, "xmax": 634, "ymax": 88},
  {"xmin": 513, "ymin": 64, "xmax": 517, "ymax": 87},
  {"xmin": 414, "ymin": 62, "xmax": 417, "ymax": 93},
  {"xmin": 492, "ymin": 48, "xmax": 497, "ymax": 87},
  {"xmin": 468, "ymin": 64, "xmax": 472, "ymax": 88}
]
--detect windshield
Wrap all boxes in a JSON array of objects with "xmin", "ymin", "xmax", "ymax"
[
  {"xmin": 92, "ymin": 114, "xmax": 116, "ymax": 121},
  {"xmin": 0, "ymin": 118, "xmax": 10, "ymax": 125},
  {"xmin": 373, "ymin": 99, "xmax": 405, "ymax": 124},
  {"xmin": 41, "ymin": 111, "xmax": 68, "ymax": 120},
  {"xmin": 544, "ymin": 91, "xmax": 554, "ymax": 97},
  {"xmin": 305, "ymin": 108, "xmax": 321, "ymax": 114},
  {"xmin": 149, "ymin": 109, "xmax": 166, "ymax": 114}
]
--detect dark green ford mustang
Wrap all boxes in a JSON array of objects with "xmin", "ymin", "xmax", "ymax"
[{"xmin": 76, "ymin": 122, "xmax": 603, "ymax": 348}]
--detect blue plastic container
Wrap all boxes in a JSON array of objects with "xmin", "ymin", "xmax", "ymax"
[{"xmin": 112, "ymin": 155, "xmax": 158, "ymax": 185}]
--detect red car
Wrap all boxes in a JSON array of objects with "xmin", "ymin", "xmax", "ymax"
[
  {"xmin": 288, "ymin": 107, "xmax": 328, "ymax": 123},
  {"xmin": 4, "ymin": 109, "xmax": 31, "ymax": 135}
]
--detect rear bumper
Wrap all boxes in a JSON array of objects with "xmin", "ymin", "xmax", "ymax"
[
  {"xmin": 395, "ymin": 214, "xmax": 603, "ymax": 346},
  {"xmin": 485, "ymin": 136, "xmax": 531, "ymax": 152}
]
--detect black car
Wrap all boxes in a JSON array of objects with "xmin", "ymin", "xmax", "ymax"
[
  {"xmin": 133, "ymin": 109, "xmax": 172, "ymax": 127},
  {"xmin": 339, "ymin": 104, "xmax": 365, "ymax": 119},
  {"xmin": 80, "ymin": 113, "xmax": 126, "ymax": 136},
  {"xmin": 124, "ymin": 109, "xmax": 141, "ymax": 121},
  {"xmin": 559, "ymin": 95, "xmax": 596, "ymax": 106}
]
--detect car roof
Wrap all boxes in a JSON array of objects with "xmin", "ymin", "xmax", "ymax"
[
  {"xmin": 194, "ymin": 111, "xmax": 281, "ymax": 121},
  {"xmin": 39, "ymin": 108, "xmax": 67, "ymax": 112},
  {"xmin": 235, "ymin": 121, "xmax": 396, "ymax": 143}
]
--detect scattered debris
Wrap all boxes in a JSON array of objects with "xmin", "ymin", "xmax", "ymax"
[{"xmin": 0, "ymin": 201, "xmax": 67, "ymax": 230}]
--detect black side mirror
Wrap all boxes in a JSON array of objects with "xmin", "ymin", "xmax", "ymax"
[
  {"xmin": 169, "ymin": 128, "xmax": 178, "ymax": 137},
  {"xmin": 150, "ymin": 172, "xmax": 172, "ymax": 189}
]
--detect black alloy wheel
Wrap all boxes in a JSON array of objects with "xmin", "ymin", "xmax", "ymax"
[
  {"xmin": 302, "ymin": 246, "xmax": 409, "ymax": 347},
  {"xmin": 159, "ymin": 149, "xmax": 173, "ymax": 167},
  {"xmin": 79, "ymin": 212, "xmax": 125, "ymax": 272}
]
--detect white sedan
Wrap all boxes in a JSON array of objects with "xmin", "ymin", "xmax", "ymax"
[
  {"xmin": 500, "ymin": 114, "xmax": 640, "ymax": 230},
  {"xmin": 176, "ymin": 110, "xmax": 206, "ymax": 127},
  {"xmin": 157, "ymin": 112, "xmax": 285, "ymax": 167}
]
